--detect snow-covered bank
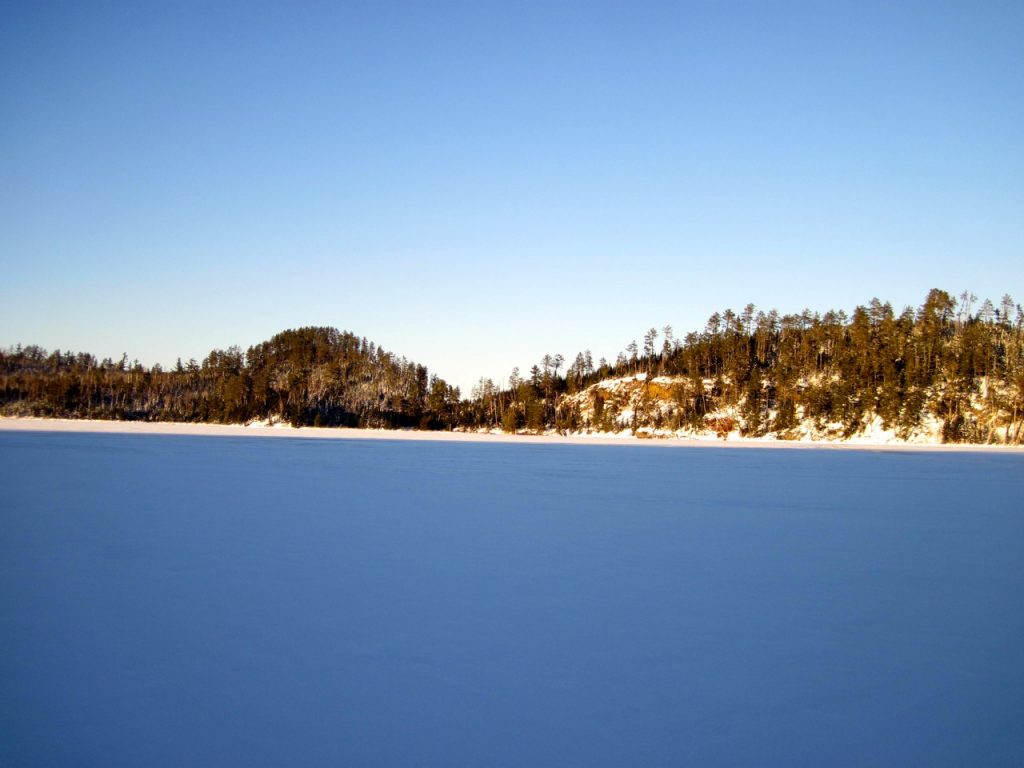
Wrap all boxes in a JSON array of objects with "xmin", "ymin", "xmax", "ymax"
[
  {"xmin": 558, "ymin": 373, "xmax": 1024, "ymax": 445},
  {"xmin": 2, "ymin": 416, "xmax": 1022, "ymax": 451}
]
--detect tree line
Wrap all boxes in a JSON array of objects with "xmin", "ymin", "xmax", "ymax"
[
  {"xmin": 461, "ymin": 289, "xmax": 1024, "ymax": 443},
  {"xmin": 3, "ymin": 289, "xmax": 1023, "ymax": 442},
  {"xmin": 1, "ymin": 327, "xmax": 459, "ymax": 429}
]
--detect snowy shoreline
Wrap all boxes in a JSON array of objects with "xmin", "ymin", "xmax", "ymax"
[{"xmin": 2, "ymin": 416, "xmax": 1021, "ymax": 452}]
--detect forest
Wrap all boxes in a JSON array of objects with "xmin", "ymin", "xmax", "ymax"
[
  {"xmin": 3, "ymin": 289, "xmax": 1023, "ymax": 443},
  {"xmin": 0, "ymin": 327, "xmax": 457, "ymax": 430}
]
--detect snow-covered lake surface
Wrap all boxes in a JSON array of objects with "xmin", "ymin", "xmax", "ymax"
[{"xmin": 2, "ymin": 431, "xmax": 1023, "ymax": 766}]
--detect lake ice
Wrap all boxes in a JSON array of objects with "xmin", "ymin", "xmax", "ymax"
[{"xmin": 2, "ymin": 431, "xmax": 1022, "ymax": 766}]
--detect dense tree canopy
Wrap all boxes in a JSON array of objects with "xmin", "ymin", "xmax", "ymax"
[
  {"xmin": 3, "ymin": 290, "xmax": 1023, "ymax": 442},
  {"xmin": 1, "ymin": 327, "xmax": 449, "ymax": 429},
  {"xmin": 464, "ymin": 289, "xmax": 1024, "ymax": 443}
]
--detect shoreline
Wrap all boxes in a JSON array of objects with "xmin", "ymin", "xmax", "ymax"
[{"xmin": 2, "ymin": 416, "xmax": 1022, "ymax": 452}]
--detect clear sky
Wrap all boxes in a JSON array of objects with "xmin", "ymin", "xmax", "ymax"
[{"xmin": 2, "ymin": 1, "xmax": 1022, "ymax": 392}]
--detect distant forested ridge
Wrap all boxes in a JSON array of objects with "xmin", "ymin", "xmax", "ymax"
[
  {"xmin": 1, "ymin": 327, "xmax": 460, "ymax": 429},
  {"xmin": 464, "ymin": 288, "xmax": 1023, "ymax": 444},
  {"xmin": 3, "ymin": 289, "xmax": 1023, "ymax": 443}
]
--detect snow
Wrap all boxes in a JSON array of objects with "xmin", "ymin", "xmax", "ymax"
[
  {"xmin": 2, "ymin": 429, "xmax": 1023, "ymax": 766},
  {"xmin": 4, "ymin": 417, "xmax": 1022, "ymax": 452},
  {"xmin": 557, "ymin": 373, "xmax": 1023, "ymax": 445}
]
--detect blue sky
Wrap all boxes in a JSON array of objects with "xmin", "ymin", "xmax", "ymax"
[{"xmin": 2, "ymin": 1, "xmax": 1021, "ymax": 392}]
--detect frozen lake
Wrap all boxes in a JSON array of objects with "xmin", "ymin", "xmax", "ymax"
[{"xmin": 2, "ymin": 431, "xmax": 1023, "ymax": 766}]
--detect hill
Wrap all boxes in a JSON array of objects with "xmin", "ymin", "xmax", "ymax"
[
  {"xmin": 464, "ymin": 289, "xmax": 1024, "ymax": 444},
  {"xmin": 3, "ymin": 289, "xmax": 1022, "ymax": 444}
]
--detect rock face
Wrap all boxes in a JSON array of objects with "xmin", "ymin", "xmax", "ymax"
[{"xmin": 557, "ymin": 374, "xmax": 997, "ymax": 444}]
